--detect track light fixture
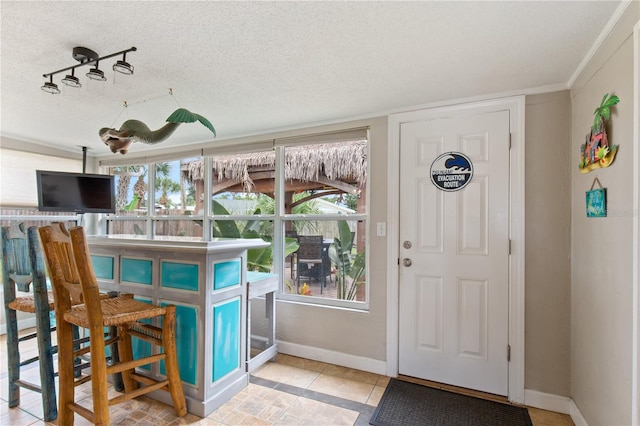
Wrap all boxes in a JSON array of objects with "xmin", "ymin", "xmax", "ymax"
[
  {"xmin": 113, "ymin": 52, "xmax": 134, "ymax": 75},
  {"xmin": 86, "ymin": 60, "xmax": 107, "ymax": 81},
  {"xmin": 61, "ymin": 68, "xmax": 82, "ymax": 88},
  {"xmin": 42, "ymin": 46, "xmax": 136, "ymax": 94},
  {"xmin": 41, "ymin": 75, "xmax": 60, "ymax": 94}
]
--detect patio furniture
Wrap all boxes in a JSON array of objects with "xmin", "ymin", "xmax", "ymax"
[
  {"xmin": 296, "ymin": 235, "xmax": 331, "ymax": 293},
  {"xmin": 38, "ymin": 223, "xmax": 187, "ymax": 426},
  {"xmin": 1, "ymin": 223, "xmax": 57, "ymax": 421}
]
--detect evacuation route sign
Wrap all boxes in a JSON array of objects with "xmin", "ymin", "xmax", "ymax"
[{"xmin": 430, "ymin": 152, "xmax": 474, "ymax": 192}]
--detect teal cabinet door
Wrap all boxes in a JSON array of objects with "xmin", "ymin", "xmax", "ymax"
[
  {"xmin": 131, "ymin": 297, "xmax": 152, "ymax": 371},
  {"xmin": 212, "ymin": 298, "xmax": 240, "ymax": 382},
  {"xmin": 121, "ymin": 258, "xmax": 153, "ymax": 285},
  {"xmin": 91, "ymin": 255, "xmax": 114, "ymax": 280},
  {"xmin": 160, "ymin": 302, "xmax": 198, "ymax": 385},
  {"xmin": 161, "ymin": 261, "xmax": 199, "ymax": 292},
  {"xmin": 213, "ymin": 260, "xmax": 241, "ymax": 290}
]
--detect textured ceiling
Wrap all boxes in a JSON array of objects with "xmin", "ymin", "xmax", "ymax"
[{"xmin": 0, "ymin": 1, "xmax": 622, "ymax": 157}]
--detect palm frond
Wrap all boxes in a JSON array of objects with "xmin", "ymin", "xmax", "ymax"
[
  {"xmin": 602, "ymin": 95, "xmax": 620, "ymax": 108},
  {"xmin": 592, "ymin": 93, "xmax": 620, "ymax": 131}
]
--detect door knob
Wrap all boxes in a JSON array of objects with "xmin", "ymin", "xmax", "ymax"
[{"xmin": 402, "ymin": 258, "xmax": 412, "ymax": 267}]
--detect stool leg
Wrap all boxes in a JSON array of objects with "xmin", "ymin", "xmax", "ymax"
[
  {"xmin": 117, "ymin": 324, "xmax": 137, "ymax": 393},
  {"xmin": 89, "ymin": 321, "xmax": 110, "ymax": 426},
  {"xmin": 57, "ymin": 320, "xmax": 76, "ymax": 425},
  {"xmin": 5, "ymin": 307, "xmax": 20, "ymax": 409},
  {"xmin": 33, "ymin": 298, "xmax": 56, "ymax": 421},
  {"xmin": 72, "ymin": 325, "xmax": 82, "ymax": 378},
  {"xmin": 162, "ymin": 306, "xmax": 187, "ymax": 416},
  {"xmin": 109, "ymin": 325, "xmax": 125, "ymax": 392}
]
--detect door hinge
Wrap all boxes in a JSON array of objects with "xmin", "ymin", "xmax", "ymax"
[
  {"xmin": 507, "ymin": 345, "xmax": 511, "ymax": 362},
  {"xmin": 509, "ymin": 133, "xmax": 512, "ymax": 150},
  {"xmin": 508, "ymin": 239, "xmax": 512, "ymax": 255}
]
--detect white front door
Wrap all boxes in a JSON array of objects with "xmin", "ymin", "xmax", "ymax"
[{"xmin": 398, "ymin": 110, "xmax": 510, "ymax": 396}]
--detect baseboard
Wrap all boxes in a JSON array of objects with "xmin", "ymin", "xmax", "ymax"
[
  {"xmin": 524, "ymin": 389, "xmax": 587, "ymax": 425},
  {"xmin": 276, "ymin": 340, "xmax": 387, "ymax": 375},
  {"xmin": 524, "ymin": 389, "xmax": 571, "ymax": 414},
  {"xmin": 0, "ymin": 317, "xmax": 36, "ymax": 335},
  {"xmin": 569, "ymin": 399, "xmax": 588, "ymax": 426}
]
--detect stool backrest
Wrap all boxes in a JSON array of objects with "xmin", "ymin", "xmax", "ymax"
[
  {"xmin": 38, "ymin": 223, "xmax": 85, "ymax": 312},
  {"xmin": 68, "ymin": 226, "xmax": 107, "ymax": 322},
  {"xmin": 2, "ymin": 223, "xmax": 49, "ymax": 296},
  {"xmin": 1, "ymin": 223, "xmax": 33, "ymax": 292}
]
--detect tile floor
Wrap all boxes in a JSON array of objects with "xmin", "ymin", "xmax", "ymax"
[{"xmin": 0, "ymin": 329, "xmax": 573, "ymax": 425}]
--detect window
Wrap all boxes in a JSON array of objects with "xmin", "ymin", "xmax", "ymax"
[
  {"xmin": 106, "ymin": 157, "xmax": 203, "ymax": 238},
  {"xmin": 102, "ymin": 130, "xmax": 369, "ymax": 309},
  {"xmin": 278, "ymin": 140, "xmax": 368, "ymax": 308},
  {"xmin": 0, "ymin": 148, "xmax": 82, "ymax": 227}
]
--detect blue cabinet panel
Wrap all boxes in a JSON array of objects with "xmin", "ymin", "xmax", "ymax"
[
  {"xmin": 159, "ymin": 302, "xmax": 198, "ymax": 385},
  {"xmin": 91, "ymin": 255, "xmax": 114, "ymax": 280},
  {"xmin": 161, "ymin": 261, "xmax": 199, "ymax": 292},
  {"xmin": 213, "ymin": 260, "xmax": 241, "ymax": 290},
  {"xmin": 121, "ymin": 258, "xmax": 152, "ymax": 285},
  {"xmin": 132, "ymin": 297, "xmax": 152, "ymax": 371},
  {"xmin": 212, "ymin": 298, "xmax": 240, "ymax": 382}
]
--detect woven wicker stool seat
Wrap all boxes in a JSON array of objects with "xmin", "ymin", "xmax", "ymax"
[
  {"xmin": 39, "ymin": 223, "xmax": 187, "ymax": 426},
  {"xmin": 65, "ymin": 296, "xmax": 168, "ymax": 328},
  {"xmin": 7, "ymin": 291, "xmax": 55, "ymax": 313},
  {"xmin": 1, "ymin": 223, "xmax": 57, "ymax": 421}
]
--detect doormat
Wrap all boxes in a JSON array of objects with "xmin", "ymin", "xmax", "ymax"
[{"xmin": 370, "ymin": 379, "xmax": 532, "ymax": 426}]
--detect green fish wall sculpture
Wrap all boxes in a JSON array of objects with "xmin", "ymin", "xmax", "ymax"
[{"xmin": 99, "ymin": 108, "xmax": 216, "ymax": 154}]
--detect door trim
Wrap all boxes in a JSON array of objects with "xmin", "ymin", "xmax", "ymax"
[
  {"xmin": 386, "ymin": 96, "xmax": 526, "ymax": 403},
  {"xmin": 632, "ymin": 18, "xmax": 639, "ymax": 426}
]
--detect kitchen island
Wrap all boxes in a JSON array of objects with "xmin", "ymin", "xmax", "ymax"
[{"xmin": 87, "ymin": 235, "xmax": 271, "ymax": 417}]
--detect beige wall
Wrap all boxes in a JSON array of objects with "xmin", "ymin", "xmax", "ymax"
[
  {"xmin": 569, "ymin": 4, "xmax": 637, "ymax": 424},
  {"xmin": 274, "ymin": 116, "xmax": 389, "ymax": 361},
  {"xmin": 3, "ymin": 5, "xmax": 639, "ymax": 416},
  {"xmin": 524, "ymin": 91, "xmax": 572, "ymax": 396}
]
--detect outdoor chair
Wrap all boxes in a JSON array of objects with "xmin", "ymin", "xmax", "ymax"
[
  {"xmin": 1, "ymin": 223, "xmax": 57, "ymax": 421},
  {"xmin": 38, "ymin": 223, "xmax": 187, "ymax": 426},
  {"xmin": 296, "ymin": 235, "xmax": 330, "ymax": 293}
]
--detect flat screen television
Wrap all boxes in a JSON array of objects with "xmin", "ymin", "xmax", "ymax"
[{"xmin": 36, "ymin": 170, "xmax": 115, "ymax": 213}]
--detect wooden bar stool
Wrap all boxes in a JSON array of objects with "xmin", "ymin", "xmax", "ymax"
[
  {"xmin": 38, "ymin": 223, "xmax": 187, "ymax": 426},
  {"xmin": 1, "ymin": 223, "xmax": 57, "ymax": 421}
]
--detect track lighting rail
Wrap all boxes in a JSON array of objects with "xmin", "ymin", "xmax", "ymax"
[{"xmin": 42, "ymin": 47, "xmax": 137, "ymax": 78}]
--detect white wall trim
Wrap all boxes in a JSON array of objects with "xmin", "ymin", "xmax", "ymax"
[
  {"xmin": 568, "ymin": 1, "xmax": 633, "ymax": 88},
  {"xmin": 386, "ymin": 95, "xmax": 526, "ymax": 404},
  {"xmin": 524, "ymin": 389, "xmax": 571, "ymax": 415},
  {"xmin": 632, "ymin": 18, "xmax": 640, "ymax": 426},
  {"xmin": 0, "ymin": 317, "xmax": 36, "ymax": 336},
  {"xmin": 276, "ymin": 340, "xmax": 387, "ymax": 376},
  {"xmin": 525, "ymin": 390, "xmax": 589, "ymax": 425},
  {"xmin": 570, "ymin": 399, "xmax": 589, "ymax": 426}
]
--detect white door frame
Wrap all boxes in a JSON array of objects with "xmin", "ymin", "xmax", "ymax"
[
  {"xmin": 386, "ymin": 96, "xmax": 526, "ymax": 403},
  {"xmin": 632, "ymin": 18, "xmax": 640, "ymax": 426}
]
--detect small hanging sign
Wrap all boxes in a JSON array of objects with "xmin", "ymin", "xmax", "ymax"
[
  {"xmin": 586, "ymin": 177, "xmax": 607, "ymax": 218},
  {"xmin": 430, "ymin": 152, "xmax": 473, "ymax": 192}
]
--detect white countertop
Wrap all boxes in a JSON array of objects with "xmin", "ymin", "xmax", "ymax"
[{"xmin": 87, "ymin": 235, "xmax": 270, "ymax": 253}]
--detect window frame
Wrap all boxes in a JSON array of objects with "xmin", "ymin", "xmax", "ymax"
[{"xmin": 101, "ymin": 132, "xmax": 370, "ymax": 311}]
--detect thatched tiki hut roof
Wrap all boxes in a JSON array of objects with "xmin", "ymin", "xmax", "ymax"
[{"xmin": 181, "ymin": 140, "xmax": 368, "ymax": 213}]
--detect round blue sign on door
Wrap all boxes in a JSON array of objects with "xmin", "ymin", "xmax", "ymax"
[{"xmin": 430, "ymin": 152, "xmax": 474, "ymax": 192}]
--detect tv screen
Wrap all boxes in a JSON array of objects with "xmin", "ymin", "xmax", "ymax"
[{"xmin": 36, "ymin": 170, "xmax": 115, "ymax": 213}]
